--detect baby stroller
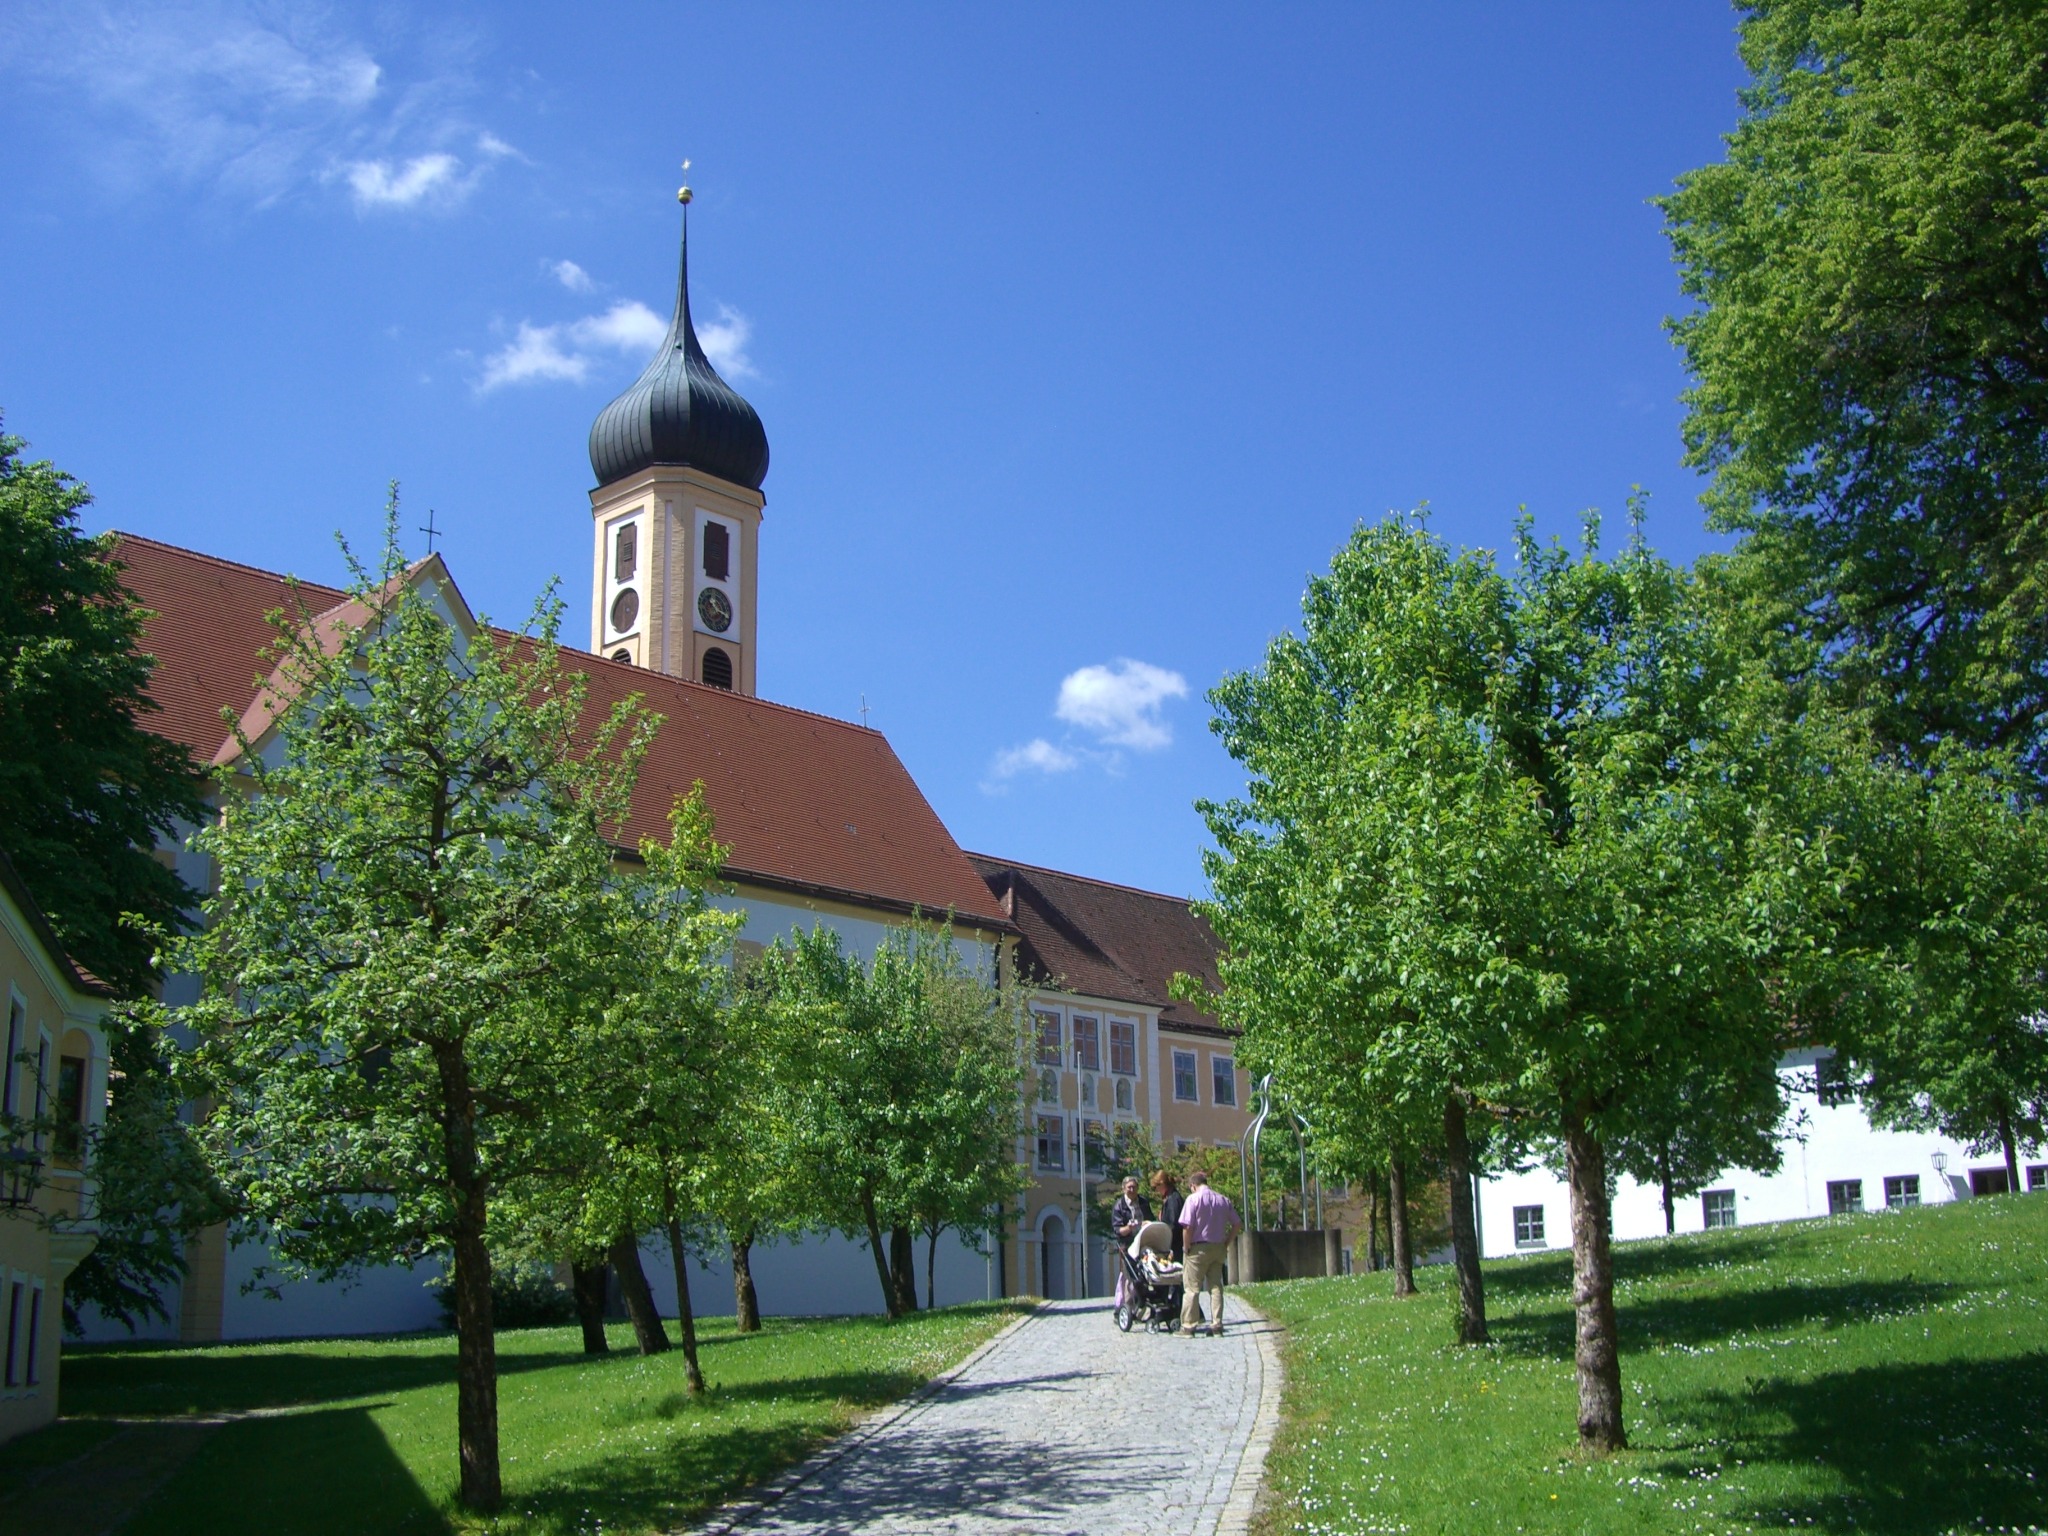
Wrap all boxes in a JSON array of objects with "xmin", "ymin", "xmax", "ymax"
[{"xmin": 1114, "ymin": 1220, "xmax": 1184, "ymax": 1333}]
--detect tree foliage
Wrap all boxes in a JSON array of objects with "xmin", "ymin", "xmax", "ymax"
[
  {"xmin": 1199, "ymin": 510, "xmax": 1853, "ymax": 1451},
  {"xmin": 1662, "ymin": 0, "xmax": 2048, "ymax": 767},
  {"xmin": 174, "ymin": 512, "xmax": 651, "ymax": 1510},
  {"xmin": 748, "ymin": 920, "xmax": 1024, "ymax": 1318},
  {"xmin": 0, "ymin": 422, "xmax": 203, "ymax": 993}
]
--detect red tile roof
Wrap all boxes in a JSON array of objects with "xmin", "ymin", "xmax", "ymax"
[
  {"xmin": 110, "ymin": 534, "xmax": 1011, "ymax": 932},
  {"xmin": 968, "ymin": 854, "xmax": 1226, "ymax": 1035}
]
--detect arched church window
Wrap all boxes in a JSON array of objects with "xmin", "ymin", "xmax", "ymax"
[
  {"xmin": 701, "ymin": 647, "xmax": 733, "ymax": 690},
  {"xmin": 609, "ymin": 587, "xmax": 639, "ymax": 633},
  {"xmin": 1037, "ymin": 1068, "xmax": 1058, "ymax": 1104},
  {"xmin": 1115, "ymin": 1077, "xmax": 1133, "ymax": 1113},
  {"xmin": 702, "ymin": 521, "xmax": 730, "ymax": 581}
]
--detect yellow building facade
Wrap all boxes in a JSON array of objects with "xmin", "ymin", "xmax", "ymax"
[{"xmin": 0, "ymin": 851, "xmax": 108, "ymax": 1443}]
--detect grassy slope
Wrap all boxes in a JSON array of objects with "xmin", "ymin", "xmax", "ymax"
[
  {"xmin": 17, "ymin": 1302, "xmax": 1026, "ymax": 1535},
  {"xmin": 1246, "ymin": 1197, "xmax": 2047, "ymax": 1536}
]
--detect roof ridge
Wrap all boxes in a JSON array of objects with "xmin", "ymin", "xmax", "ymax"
[
  {"xmin": 966, "ymin": 850, "xmax": 1204, "ymax": 909},
  {"xmin": 109, "ymin": 531, "xmax": 349, "ymax": 600}
]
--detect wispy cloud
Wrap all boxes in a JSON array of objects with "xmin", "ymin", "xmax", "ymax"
[
  {"xmin": 476, "ymin": 300, "xmax": 666, "ymax": 392},
  {"xmin": 551, "ymin": 259, "xmax": 593, "ymax": 293},
  {"xmin": 697, "ymin": 304, "xmax": 756, "ymax": 381},
  {"xmin": 1055, "ymin": 659, "xmax": 1189, "ymax": 750},
  {"xmin": 3, "ymin": 2, "xmax": 507, "ymax": 211},
  {"xmin": 983, "ymin": 657, "xmax": 1188, "ymax": 793},
  {"xmin": 340, "ymin": 152, "xmax": 458, "ymax": 209}
]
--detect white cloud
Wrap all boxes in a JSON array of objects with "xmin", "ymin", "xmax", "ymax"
[
  {"xmin": 3, "ymin": 2, "xmax": 504, "ymax": 210},
  {"xmin": 551, "ymin": 259, "xmax": 593, "ymax": 293},
  {"xmin": 476, "ymin": 300, "xmax": 666, "ymax": 393},
  {"xmin": 697, "ymin": 304, "xmax": 757, "ymax": 381},
  {"xmin": 990, "ymin": 739, "xmax": 1079, "ymax": 779},
  {"xmin": 1054, "ymin": 659, "xmax": 1189, "ymax": 750},
  {"xmin": 342, "ymin": 152, "xmax": 459, "ymax": 209}
]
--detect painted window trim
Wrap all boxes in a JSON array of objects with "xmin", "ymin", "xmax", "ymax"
[{"xmin": 1171, "ymin": 1048, "xmax": 1199, "ymax": 1103}]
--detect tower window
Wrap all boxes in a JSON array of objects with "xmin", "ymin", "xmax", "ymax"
[
  {"xmin": 609, "ymin": 587, "xmax": 640, "ymax": 634},
  {"xmin": 609, "ymin": 647, "xmax": 632, "ymax": 665},
  {"xmin": 703, "ymin": 520, "xmax": 730, "ymax": 581},
  {"xmin": 614, "ymin": 523, "xmax": 637, "ymax": 581},
  {"xmin": 701, "ymin": 647, "xmax": 733, "ymax": 690}
]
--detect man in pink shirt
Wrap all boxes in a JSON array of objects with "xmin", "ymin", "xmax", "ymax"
[{"xmin": 1176, "ymin": 1170, "xmax": 1242, "ymax": 1336}]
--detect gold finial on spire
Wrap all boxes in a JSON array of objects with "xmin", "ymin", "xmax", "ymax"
[{"xmin": 677, "ymin": 158, "xmax": 693, "ymax": 205}]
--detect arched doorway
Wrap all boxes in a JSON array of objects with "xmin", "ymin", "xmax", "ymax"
[{"xmin": 1040, "ymin": 1212, "xmax": 1068, "ymax": 1300}]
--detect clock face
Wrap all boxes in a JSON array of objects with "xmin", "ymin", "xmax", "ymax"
[{"xmin": 697, "ymin": 586, "xmax": 733, "ymax": 633}]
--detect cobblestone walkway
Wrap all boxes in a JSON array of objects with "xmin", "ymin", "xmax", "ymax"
[{"xmin": 693, "ymin": 1295, "xmax": 1281, "ymax": 1536}]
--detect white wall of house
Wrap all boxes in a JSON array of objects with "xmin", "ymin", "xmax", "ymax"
[
  {"xmin": 637, "ymin": 1228, "xmax": 998, "ymax": 1320},
  {"xmin": 1478, "ymin": 1047, "xmax": 2041, "ymax": 1261}
]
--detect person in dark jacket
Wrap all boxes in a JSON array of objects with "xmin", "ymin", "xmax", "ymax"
[
  {"xmin": 1110, "ymin": 1176, "xmax": 1154, "ymax": 1310},
  {"xmin": 1152, "ymin": 1170, "xmax": 1186, "ymax": 1261}
]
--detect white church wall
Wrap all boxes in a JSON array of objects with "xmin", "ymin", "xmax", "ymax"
[
  {"xmin": 1477, "ymin": 1047, "xmax": 2023, "ymax": 1261},
  {"xmin": 637, "ymin": 1228, "xmax": 997, "ymax": 1321}
]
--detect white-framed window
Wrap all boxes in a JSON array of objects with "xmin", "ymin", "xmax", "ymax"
[
  {"xmin": 1211, "ymin": 1055, "xmax": 1237, "ymax": 1108},
  {"xmin": 1701, "ymin": 1188, "xmax": 1737, "ymax": 1229},
  {"xmin": 1172, "ymin": 1049, "xmax": 1198, "ymax": 1102},
  {"xmin": 3, "ymin": 1276, "xmax": 21, "ymax": 1388},
  {"xmin": 2030, "ymin": 1164, "xmax": 2047, "ymax": 1192},
  {"xmin": 1513, "ymin": 1205, "xmax": 1545, "ymax": 1249},
  {"xmin": 1081, "ymin": 1120, "xmax": 1107, "ymax": 1175},
  {"xmin": 1079, "ymin": 1075, "xmax": 1096, "ymax": 1109},
  {"xmin": 31, "ymin": 1029, "xmax": 49, "ymax": 1153},
  {"xmin": 1114, "ymin": 1077, "xmax": 1133, "ymax": 1113},
  {"xmin": 23, "ymin": 1283, "xmax": 40, "ymax": 1388},
  {"xmin": 1884, "ymin": 1175, "xmax": 1921, "ymax": 1209},
  {"xmin": 1109, "ymin": 1018, "xmax": 1137, "ymax": 1076},
  {"xmin": 1034, "ymin": 1011, "xmax": 1062, "ymax": 1066},
  {"xmin": 1, "ymin": 993, "xmax": 22, "ymax": 1118},
  {"xmin": 1175, "ymin": 1137, "xmax": 1196, "ymax": 1154},
  {"xmin": 1035, "ymin": 1114, "xmax": 1064, "ymax": 1171},
  {"xmin": 1814, "ymin": 1052, "xmax": 1855, "ymax": 1106},
  {"xmin": 1036, "ymin": 1068, "xmax": 1058, "ymax": 1105},
  {"xmin": 1827, "ymin": 1178, "xmax": 1863, "ymax": 1215},
  {"xmin": 1071, "ymin": 1015, "xmax": 1101, "ymax": 1073}
]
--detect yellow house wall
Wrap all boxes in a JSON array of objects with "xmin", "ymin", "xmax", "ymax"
[
  {"xmin": 1008, "ymin": 989, "xmax": 1247, "ymax": 1299},
  {"xmin": 0, "ymin": 885, "xmax": 107, "ymax": 1444}
]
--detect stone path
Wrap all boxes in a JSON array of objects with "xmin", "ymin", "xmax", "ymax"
[{"xmin": 691, "ymin": 1295, "xmax": 1283, "ymax": 1536}]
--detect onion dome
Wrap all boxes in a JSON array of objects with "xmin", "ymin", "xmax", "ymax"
[{"xmin": 588, "ymin": 212, "xmax": 769, "ymax": 491}]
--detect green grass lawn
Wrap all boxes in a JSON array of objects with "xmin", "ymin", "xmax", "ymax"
[
  {"xmin": 1246, "ymin": 1195, "xmax": 2048, "ymax": 1536},
  {"xmin": 8, "ymin": 1301, "xmax": 1028, "ymax": 1534}
]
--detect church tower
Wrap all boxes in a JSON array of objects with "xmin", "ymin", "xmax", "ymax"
[{"xmin": 587, "ymin": 193, "xmax": 769, "ymax": 693}]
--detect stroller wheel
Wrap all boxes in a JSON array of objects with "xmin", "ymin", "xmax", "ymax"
[{"xmin": 1114, "ymin": 1305, "xmax": 1133, "ymax": 1332}]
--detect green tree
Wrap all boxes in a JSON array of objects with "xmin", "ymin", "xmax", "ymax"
[
  {"xmin": 174, "ymin": 515, "xmax": 650, "ymax": 1511},
  {"xmin": 1201, "ymin": 511, "xmax": 1848, "ymax": 1452},
  {"xmin": 0, "ymin": 423, "xmax": 204, "ymax": 992},
  {"xmin": 1840, "ymin": 752, "xmax": 2048, "ymax": 1186},
  {"xmin": 752, "ymin": 920, "xmax": 1021, "ymax": 1318},
  {"xmin": 1662, "ymin": 0, "xmax": 2048, "ymax": 768}
]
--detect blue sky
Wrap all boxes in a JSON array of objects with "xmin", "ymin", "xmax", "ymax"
[{"xmin": 0, "ymin": 3, "xmax": 1749, "ymax": 899}]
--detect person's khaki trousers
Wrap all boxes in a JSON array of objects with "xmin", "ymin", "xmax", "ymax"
[{"xmin": 1181, "ymin": 1240, "xmax": 1227, "ymax": 1331}]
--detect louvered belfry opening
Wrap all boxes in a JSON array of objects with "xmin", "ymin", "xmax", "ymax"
[
  {"xmin": 702, "ymin": 520, "xmax": 730, "ymax": 580},
  {"xmin": 701, "ymin": 647, "xmax": 734, "ymax": 690}
]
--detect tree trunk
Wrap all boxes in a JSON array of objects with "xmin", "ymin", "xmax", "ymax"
[
  {"xmin": 608, "ymin": 1231, "xmax": 670, "ymax": 1355},
  {"xmin": 889, "ymin": 1224, "xmax": 918, "ymax": 1315},
  {"xmin": 571, "ymin": 1262, "xmax": 610, "ymax": 1355},
  {"xmin": 731, "ymin": 1231, "xmax": 760, "ymax": 1334},
  {"xmin": 663, "ymin": 1218, "xmax": 706, "ymax": 1394},
  {"xmin": 925, "ymin": 1225, "xmax": 942, "ymax": 1311},
  {"xmin": 1565, "ymin": 1108, "xmax": 1626, "ymax": 1453},
  {"xmin": 1659, "ymin": 1141, "xmax": 1675, "ymax": 1235},
  {"xmin": 436, "ymin": 1043, "xmax": 500, "ymax": 1512},
  {"xmin": 1443, "ymin": 1095, "xmax": 1488, "ymax": 1344},
  {"xmin": 1387, "ymin": 1153, "xmax": 1416, "ymax": 1298},
  {"xmin": 2000, "ymin": 1104, "xmax": 2021, "ymax": 1194},
  {"xmin": 1364, "ymin": 1177, "xmax": 1381, "ymax": 1271},
  {"xmin": 859, "ymin": 1186, "xmax": 901, "ymax": 1317}
]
